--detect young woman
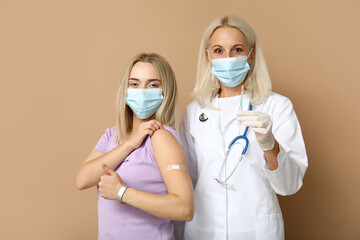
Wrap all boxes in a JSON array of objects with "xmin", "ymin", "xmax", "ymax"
[
  {"xmin": 76, "ymin": 53, "xmax": 194, "ymax": 240},
  {"xmin": 179, "ymin": 16, "xmax": 308, "ymax": 240}
]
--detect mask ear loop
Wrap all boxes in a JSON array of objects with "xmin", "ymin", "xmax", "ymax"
[
  {"xmin": 247, "ymin": 48, "xmax": 253, "ymax": 58},
  {"xmin": 206, "ymin": 49, "xmax": 213, "ymax": 63}
]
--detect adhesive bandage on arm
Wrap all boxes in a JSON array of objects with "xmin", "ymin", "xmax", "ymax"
[{"xmin": 166, "ymin": 165, "xmax": 186, "ymax": 171}]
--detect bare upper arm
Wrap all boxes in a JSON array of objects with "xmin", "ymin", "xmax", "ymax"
[{"xmin": 150, "ymin": 129, "xmax": 193, "ymax": 195}]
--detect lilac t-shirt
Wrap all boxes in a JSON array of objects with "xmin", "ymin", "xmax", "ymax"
[{"xmin": 93, "ymin": 126, "xmax": 182, "ymax": 240}]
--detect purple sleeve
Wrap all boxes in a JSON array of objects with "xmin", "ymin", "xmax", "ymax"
[{"xmin": 92, "ymin": 127, "xmax": 115, "ymax": 153}]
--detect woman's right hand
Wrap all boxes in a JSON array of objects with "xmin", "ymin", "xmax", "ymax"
[
  {"xmin": 98, "ymin": 163, "xmax": 124, "ymax": 200},
  {"xmin": 126, "ymin": 120, "xmax": 163, "ymax": 149}
]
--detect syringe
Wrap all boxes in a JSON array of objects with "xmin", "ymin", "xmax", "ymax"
[{"xmin": 240, "ymin": 85, "xmax": 244, "ymax": 111}]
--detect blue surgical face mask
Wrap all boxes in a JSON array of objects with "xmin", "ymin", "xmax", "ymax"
[
  {"xmin": 126, "ymin": 88, "xmax": 164, "ymax": 119},
  {"xmin": 210, "ymin": 50, "xmax": 252, "ymax": 88}
]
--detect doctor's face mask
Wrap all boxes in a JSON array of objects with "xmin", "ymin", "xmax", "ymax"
[
  {"xmin": 210, "ymin": 50, "xmax": 252, "ymax": 88},
  {"xmin": 207, "ymin": 27, "xmax": 253, "ymax": 88}
]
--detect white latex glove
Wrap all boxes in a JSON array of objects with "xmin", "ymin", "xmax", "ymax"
[{"xmin": 237, "ymin": 110, "xmax": 275, "ymax": 151}]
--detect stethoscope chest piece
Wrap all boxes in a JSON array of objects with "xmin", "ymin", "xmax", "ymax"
[{"xmin": 199, "ymin": 113, "xmax": 208, "ymax": 122}]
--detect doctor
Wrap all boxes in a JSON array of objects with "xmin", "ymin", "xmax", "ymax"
[{"xmin": 180, "ymin": 16, "xmax": 308, "ymax": 240}]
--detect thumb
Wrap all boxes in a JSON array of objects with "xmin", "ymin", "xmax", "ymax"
[{"xmin": 102, "ymin": 163, "xmax": 115, "ymax": 175}]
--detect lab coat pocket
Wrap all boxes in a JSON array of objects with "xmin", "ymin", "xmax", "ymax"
[{"xmin": 256, "ymin": 213, "xmax": 284, "ymax": 240}]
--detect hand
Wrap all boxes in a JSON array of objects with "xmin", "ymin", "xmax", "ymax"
[
  {"xmin": 98, "ymin": 163, "xmax": 124, "ymax": 200},
  {"xmin": 125, "ymin": 120, "xmax": 163, "ymax": 149},
  {"xmin": 237, "ymin": 110, "xmax": 275, "ymax": 151}
]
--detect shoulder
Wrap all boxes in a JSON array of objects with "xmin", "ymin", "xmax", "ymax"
[
  {"xmin": 95, "ymin": 126, "xmax": 116, "ymax": 139},
  {"xmin": 92, "ymin": 126, "xmax": 117, "ymax": 153},
  {"xmin": 151, "ymin": 128, "xmax": 173, "ymax": 140},
  {"xmin": 257, "ymin": 92, "xmax": 293, "ymax": 112},
  {"xmin": 259, "ymin": 92, "xmax": 297, "ymax": 121},
  {"xmin": 106, "ymin": 126, "xmax": 117, "ymax": 136},
  {"xmin": 265, "ymin": 92, "xmax": 292, "ymax": 106},
  {"xmin": 187, "ymin": 100, "xmax": 200, "ymax": 108},
  {"xmin": 162, "ymin": 126, "xmax": 181, "ymax": 140},
  {"xmin": 150, "ymin": 127, "xmax": 183, "ymax": 149},
  {"xmin": 150, "ymin": 128, "xmax": 185, "ymax": 164},
  {"xmin": 181, "ymin": 100, "xmax": 213, "ymax": 133},
  {"xmin": 101, "ymin": 126, "xmax": 117, "ymax": 140},
  {"xmin": 185, "ymin": 101, "xmax": 202, "ymax": 113},
  {"xmin": 183, "ymin": 100, "xmax": 209, "ymax": 122}
]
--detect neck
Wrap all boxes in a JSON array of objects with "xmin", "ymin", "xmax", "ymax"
[
  {"xmin": 131, "ymin": 114, "xmax": 155, "ymax": 130},
  {"xmin": 218, "ymin": 82, "xmax": 245, "ymax": 98}
]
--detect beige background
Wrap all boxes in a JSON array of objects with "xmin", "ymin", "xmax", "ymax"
[{"xmin": 1, "ymin": 0, "xmax": 359, "ymax": 239}]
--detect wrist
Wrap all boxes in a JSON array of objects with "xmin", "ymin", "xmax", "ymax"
[
  {"xmin": 260, "ymin": 133, "xmax": 275, "ymax": 151},
  {"xmin": 123, "ymin": 140, "xmax": 136, "ymax": 152},
  {"xmin": 117, "ymin": 184, "xmax": 129, "ymax": 205},
  {"xmin": 264, "ymin": 141, "xmax": 280, "ymax": 170}
]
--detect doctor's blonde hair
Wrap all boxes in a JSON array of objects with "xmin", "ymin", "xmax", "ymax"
[
  {"xmin": 193, "ymin": 16, "xmax": 272, "ymax": 107},
  {"xmin": 114, "ymin": 53, "xmax": 178, "ymax": 141}
]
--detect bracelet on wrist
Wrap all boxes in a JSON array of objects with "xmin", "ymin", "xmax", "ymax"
[{"xmin": 117, "ymin": 184, "xmax": 129, "ymax": 204}]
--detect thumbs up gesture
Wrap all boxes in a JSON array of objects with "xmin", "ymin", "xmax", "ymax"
[{"xmin": 98, "ymin": 163, "xmax": 124, "ymax": 200}]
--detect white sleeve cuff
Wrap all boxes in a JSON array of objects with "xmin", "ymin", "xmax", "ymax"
[{"xmin": 263, "ymin": 144, "xmax": 286, "ymax": 177}]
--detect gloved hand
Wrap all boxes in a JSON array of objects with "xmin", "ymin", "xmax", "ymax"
[{"xmin": 237, "ymin": 110, "xmax": 275, "ymax": 151}]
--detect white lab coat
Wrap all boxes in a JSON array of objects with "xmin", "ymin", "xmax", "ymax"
[{"xmin": 179, "ymin": 92, "xmax": 308, "ymax": 240}]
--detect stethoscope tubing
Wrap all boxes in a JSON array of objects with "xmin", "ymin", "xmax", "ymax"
[{"xmin": 227, "ymin": 103, "xmax": 252, "ymax": 154}]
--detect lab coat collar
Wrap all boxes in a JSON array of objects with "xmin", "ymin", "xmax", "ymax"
[
  {"xmin": 213, "ymin": 93, "xmax": 250, "ymax": 110},
  {"xmin": 213, "ymin": 93, "xmax": 250, "ymax": 132}
]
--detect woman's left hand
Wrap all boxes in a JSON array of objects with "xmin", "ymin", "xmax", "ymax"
[
  {"xmin": 98, "ymin": 163, "xmax": 124, "ymax": 200},
  {"xmin": 237, "ymin": 110, "xmax": 275, "ymax": 151}
]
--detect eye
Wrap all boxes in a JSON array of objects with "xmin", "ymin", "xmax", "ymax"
[
  {"xmin": 148, "ymin": 83, "xmax": 160, "ymax": 88},
  {"xmin": 233, "ymin": 47, "xmax": 244, "ymax": 53},
  {"xmin": 129, "ymin": 82, "xmax": 138, "ymax": 87},
  {"xmin": 214, "ymin": 48, "xmax": 223, "ymax": 54}
]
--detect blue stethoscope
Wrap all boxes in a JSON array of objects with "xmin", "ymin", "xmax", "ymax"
[{"xmin": 214, "ymin": 103, "xmax": 253, "ymax": 186}]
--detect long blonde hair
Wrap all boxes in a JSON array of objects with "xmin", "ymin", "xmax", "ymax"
[
  {"xmin": 114, "ymin": 53, "xmax": 178, "ymax": 141},
  {"xmin": 193, "ymin": 15, "xmax": 272, "ymax": 108}
]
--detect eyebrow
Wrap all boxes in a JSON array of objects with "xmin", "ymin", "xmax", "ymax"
[
  {"xmin": 129, "ymin": 78, "xmax": 161, "ymax": 81},
  {"xmin": 212, "ymin": 44, "xmax": 245, "ymax": 49}
]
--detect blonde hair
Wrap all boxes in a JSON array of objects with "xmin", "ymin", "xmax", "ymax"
[
  {"xmin": 193, "ymin": 15, "xmax": 272, "ymax": 107},
  {"xmin": 114, "ymin": 53, "xmax": 178, "ymax": 141}
]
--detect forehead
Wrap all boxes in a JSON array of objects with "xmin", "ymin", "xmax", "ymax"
[
  {"xmin": 130, "ymin": 62, "xmax": 160, "ymax": 79},
  {"xmin": 209, "ymin": 27, "xmax": 249, "ymax": 47}
]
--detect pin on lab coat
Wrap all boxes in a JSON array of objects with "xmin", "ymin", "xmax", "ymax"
[{"xmin": 179, "ymin": 93, "xmax": 308, "ymax": 240}]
